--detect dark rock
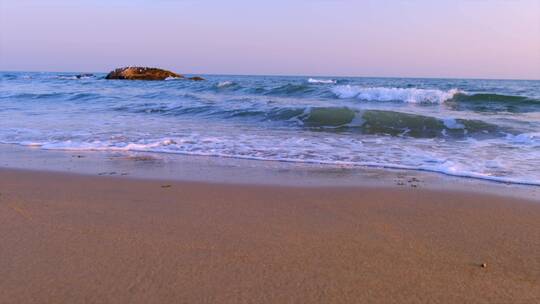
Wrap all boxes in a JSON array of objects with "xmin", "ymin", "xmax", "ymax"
[
  {"xmin": 188, "ymin": 76, "xmax": 205, "ymax": 81},
  {"xmin": 105, "ymin": 67, "xmax": 183, "ymax": 81}
]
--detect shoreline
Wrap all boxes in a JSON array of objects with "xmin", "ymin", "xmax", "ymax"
[
  {"xmin": 1, "ymin": 168, "xmax": 539, "ymax": 303},
  {"xmin": 0, "ymin": 143, "xmax": 539, "ymax": 201}
]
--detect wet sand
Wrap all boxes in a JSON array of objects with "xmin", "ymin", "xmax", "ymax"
[{"xmin": 1, "ymin": 168, "xmax": 539, "ymax": 303}]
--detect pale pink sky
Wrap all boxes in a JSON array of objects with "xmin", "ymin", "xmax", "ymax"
[{"xmin": 1, "ymin": 0, "xmax": 539, "ymax": 79}]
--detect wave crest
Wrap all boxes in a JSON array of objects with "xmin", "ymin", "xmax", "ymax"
[
  {"xmin": 446, "ymin": 93, "xmax": 540, "ymax": 113},
  {"xmin": 217, "ymin": 81, "xmax": 236, "ymax": 88},
  {"xmin": 332, "ymin": 86, "xmax": 461, "ymax": 103},
  {"xmin": 308, "ymin": 78, "xmax": 336, "ymax": 84}
]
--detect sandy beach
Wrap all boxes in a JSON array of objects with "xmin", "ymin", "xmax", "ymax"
[
  {"xmin": 2, "ymin": 1, "xmax": 539, "ymax": 303},
  {"xmin": 1, "ymin": 168, "xmax": 539, "ymax": 303}
]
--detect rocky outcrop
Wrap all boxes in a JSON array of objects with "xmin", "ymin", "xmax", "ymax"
[{"xmin": 106, "ymin": 67, "xmax": 192, "ymax": 81}]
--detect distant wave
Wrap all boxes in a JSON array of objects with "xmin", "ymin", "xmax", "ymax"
[
  {"xmin": 308, "ymin": 78, "xmax": 336, "ymax": 84},
  {"xmin": 264, "ymin": 84, "xmax": 316, "ymax": 96},
  {"xmin": 332, "ymin": 86, "xmax": 461, "ymax": 103},
  {"xmin": 1, "ymin": 91, "xmax": 102, "ymax": 101},
  {"xmin": 56, "ymin": 74, "xmax": 95, "ymax": 80},
  {"xmin": 217, "ymin": 81, "xmax": 236, "ymax": 88},
  {"xmin": 1, "ymin": 92, "xmax": 67, "ymax": 100}
]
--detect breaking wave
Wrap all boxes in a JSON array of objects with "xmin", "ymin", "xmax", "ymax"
[
  {"xmin": 217, "ymin": 81, "xmax": 235, "ymax": 88},
  {"xmin": 293, "ymin": 108, "xmax": 506, "ymax": 138},
  {"xmin": 446, "ymin": 93, "xmax": 540, "ymax": 112},
  {"xmin": 308, "ymin": 78, "xmax": 337, "ymax": 84},
  {"xmin": 332, "ymin": 86, "xmax": 461, "ymax": 103},
  {"xmin": 110, "ymin": 101, "xmax": 510, "ymax": 138}
]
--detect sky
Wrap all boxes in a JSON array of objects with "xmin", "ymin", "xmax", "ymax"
[{"xmin": 0, "ymin": 0, "xmax": 539, "ymax": 79}]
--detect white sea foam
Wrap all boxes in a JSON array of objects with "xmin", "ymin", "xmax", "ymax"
[
  {"xmin": 56, "ymin": 76, "xmax": 81, "ymax": 80},
  {"xmin": 505, "ymin": 133, "xmax": 540, "ymax": 145},
  {"xmin": 3, "ymin": 132, "xmax": 539, "ymax": 186},
  {"xmin": 308, "ymin": 78, "xmax": 337, "ymax": 84},
  {"xmin": 442, "ymin": 118, "xmax": 465, "ymax": 129},
  {"xmin": 217, "ymin": 81, "xmax": 235, "ymax": 88},
  {"xmin": 332, "ymin": 86, "xmax": 461, "ymax": 103}
]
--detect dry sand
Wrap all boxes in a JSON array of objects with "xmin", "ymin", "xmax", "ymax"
[{"xmin": 1, "ymin": 168, "xmax": 539, "ymax": 303}]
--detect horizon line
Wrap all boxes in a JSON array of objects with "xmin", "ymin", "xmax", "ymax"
[{"xmin": 1, "ymin": 69, "xmax": 539, "ymax": 82}]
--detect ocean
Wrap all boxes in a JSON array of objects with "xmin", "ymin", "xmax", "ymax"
[{"xmin": 1, "ymin": 72, "xmax": 539, "ymax": 185}]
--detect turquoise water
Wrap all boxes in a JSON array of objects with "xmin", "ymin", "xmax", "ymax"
[{"xmin": 1, "ymin": 72, "xmax": 539, "ymax": 185}]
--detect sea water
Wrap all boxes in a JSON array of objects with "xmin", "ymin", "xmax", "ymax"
[{"xmin": 1, "ymin": 72, "xmax": 539, "ymax": 185}]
